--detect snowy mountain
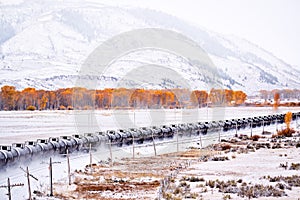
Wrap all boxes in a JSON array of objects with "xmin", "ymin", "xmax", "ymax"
[{"xmin": 0, "ymin": 0, "xmax": 299, "ymax": 94}]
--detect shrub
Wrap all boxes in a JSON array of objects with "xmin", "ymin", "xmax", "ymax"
[
  {"xmin": 223, "ymin": 194, "xmax": 232, "ymax": 200},
  {"xmin": 83, "ymin": 105, "xmax": 92, "ymax": 110},
  {"xmin": 174, "ymin": 187, "xmax": 182, "ymax": 194},
  {"xmin": 208, "ymin": 180, "xmax": 215, "ymax": 188},
  {"xmin": 179, "ymin": 181, "xmax": 187, "ymax": 187},
  {"xmin": 221, "ymin": 144, "xmax": 232, "ymax": 151},
  {"xmin": 26, "ymin": 105, "xmax": 36, "ymax": 111},
  {"xmin": 289, "ymin": 163, "xmax": 300, "ymax": 170},
  {"xmin": 276, "ymin": 183, "xmax": 285, "ymax": 190},
  {"xmin": 58, "ymin": 105, "xmax": 66, "ymax": 110},
  {"xmin": 189, "ymin": 176, "xmax": 205, "ymax": 182},
  {"xmin": 196, "ymin": 183, "xmax": 205, "ymax": 188},
  {"xmin": 189, "ymin": 192, "xmax": 198, "ymax": 199},
  {"xmin": 67, "ymin": 106, "xmax": 74, "ymax": 110},
  {"xmin": 163, "ymin": 192, "xmax": 173, "ymax": 200},
  {"xmin": 251, "ymin": 135, "xmax": 260, "ymax": 141},
  {"xmin": 277, "ymin": 128, "xmax": 295, "ymax": 137},
  {"xmin": 212, "ymin": 156, "xmax": 229, "ymax": 161}
]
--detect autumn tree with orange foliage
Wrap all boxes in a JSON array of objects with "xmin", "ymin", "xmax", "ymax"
[
  {"xmin": 190, "ymin": 90, "xmax": 208, "ymax": 107},
  {"xmin": 209, "ymin": 89, "xmax": 226, "ymax": 105},
  {"xmin": 21, "ymin": 87, "xmax": 37, "ymax": 109},
  {"xmin": 273, "ymin": 92, "xmax": 280, "ymax": 110},
  {"xmin": 1, "ymin": 85, "xmax": 17, "ymax": 110},
  {"xmin": 275, "ymin": 111, "xmax": 295, "ymax": 137},
  {"xmin": 285, "ymin": 112, "xmax": 293, "ymax": 129},
  {"xmin": 208, "ymin": 89, "xmax": 247, "ymax": 106},
  {"xmin": 233, "ymin": 91, "xmax": 247, "ymax": 105}
]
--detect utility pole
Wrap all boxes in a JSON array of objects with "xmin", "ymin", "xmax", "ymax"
[
  {"xmin": 89, "ymin": 144, "xmax": 93, "ymax": 170},
  {"xmin": 60, "ymin": 149, "xmax": 72, "ymax": 185},
  {"xmin": 250, "ymin": 120, "xmax": 253, "ymax": 138},
  {"xmin": 20, "ymin": 166, "xmax": 38, "ymax": 200},
  {"xmin": 206, "ymin": 102, "xmax": 208, "ymax": 120},
  {"xmin": 174, "ymin": 109, "xmax": 179, "ymax": 153},
  {"xmin": 49, "ymin": 157, "xmax": 53, "ymax": 196},
  {"xmin": 67, "ymin": 149, "xmax": 71, "ymax": 185},
  {"xmin": 46, "ymin": 157, "xmax": 61, "ymax": 196},
  {"xmin": 88, "ymin": 112, "xmax": 91, "ymax": 133},
  {"xmin": 152, "ymin": 130, "xmax": 157, "ymax": 156},
  {"xmin": 199, "ymin": 133, "xmax": 202, "ymax": 149},
  {"xmin": 133, "ymin": 110, "xmax": 136, "ymax": 159},
  {"xmin": 0, "ymin": 178, "xmax": 24, "ymax": 200},
  {"xmin": 176, "ymin": 128, "xmax": 179, "ymax": 153},
  {"xmin": 26, "ymin": 167, "xmax": 31, "ymax": 200},
  {"xmin": 108, "ymin": 141, "xmax": 112, "ymax": 166},
  {"xmin": 132, "ymin": 133, "xmax": 135, "ymax": 159}
]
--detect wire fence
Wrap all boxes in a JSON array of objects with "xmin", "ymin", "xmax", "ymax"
[{"xmin": 0, "ymin": 118, "xmax": 297, "ymax": 199}]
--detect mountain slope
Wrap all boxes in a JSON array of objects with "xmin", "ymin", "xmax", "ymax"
[{"xmin": 0, "ymin": 0, "xmax": 299, "ymax": 94}]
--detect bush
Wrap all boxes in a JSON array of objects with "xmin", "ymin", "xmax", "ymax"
[
  {"xmin": 212, "ymin": 156, "xmax": 229, "ymax": 161},
  {"xmin": 223, "ymin": 194, "xmax": 232, "ymax": 200},
  {"xmin": 289, "ymin": 163, "xmax": 300, "ymax": 170},
  {"xmin": 251, "ymin": 135, "xmax": 260, "ymax": 141},
  {"xmin": 83, "ymin": 105, "xmax": 92, "ymax": 110},
  {"xmin": 179, "ymin": 181, "xmax": 187, "ymax": 187},
  {"xmin": 189, "ymin": 176, "xmax": 205, "ymax": 182},
  {"xmin": 221, "ymin": 144, "xmax": 232, "ymax": 151},
  {"xmin": 174, "ymin": 187, "xmax": 182, "ymax": 195},
  {"xmin": 207, "ymin": 180, "xmax": 215, "ymax": 188},
  {"xmin": 67, "ymin": 106, "xmax": 74, "ymax": 110},
  {"xmin": 26, "ymin": 105, "xmax": 36, "ymax": 111},
  {"xmin": 58, "ymin": 105, "xmax": 66, "ymax": 110},
  {"xmin": 277, "ymin": 128, "xmax": 295, "ymax": 137}
]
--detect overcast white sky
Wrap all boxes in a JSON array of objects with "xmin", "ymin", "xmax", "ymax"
[{"xmin": 115, "ymin": 0, "xmax": 300, "ymax": 67}]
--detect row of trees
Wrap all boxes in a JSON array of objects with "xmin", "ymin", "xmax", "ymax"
[
  {"xmin": 0, "ymin": 85, "xmax": 247, "ymax": 111},
  {"xmin": 259, "ymin": 89, "xmax": 300, "ymax": 100}
]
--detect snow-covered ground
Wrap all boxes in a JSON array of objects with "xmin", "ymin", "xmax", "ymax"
[
  {"xmin": 0, "ymin": 107, "xmax": 300, "ymax": 199},
  {"xmin": 1, "ymin": 107, "xmax": 300, "ymax": 145},
  {"xmin": 176, "ymin": 141, "xmax": 300, "ymax": 200}
]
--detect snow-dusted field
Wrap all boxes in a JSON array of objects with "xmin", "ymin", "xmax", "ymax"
[
  {"xmin": 0, "ymin": 107, "xmax": 300, "ymax": 199},
  {"xmin": 1, "ymin": 107, "xmax": 300, "ymax": 145}
]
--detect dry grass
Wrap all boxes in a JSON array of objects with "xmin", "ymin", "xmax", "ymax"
[
  {"xmin": 53, "ymin": 149, "xmax": 218, "ymax": 199},
  {"xmin": 273, "ymin": 128, "xmax": 296, "ymax": 138}
]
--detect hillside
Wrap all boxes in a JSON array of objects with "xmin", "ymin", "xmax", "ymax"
[{"xmin": 0, "ymin": 0, "xmax": 299, "ymax": 94}]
